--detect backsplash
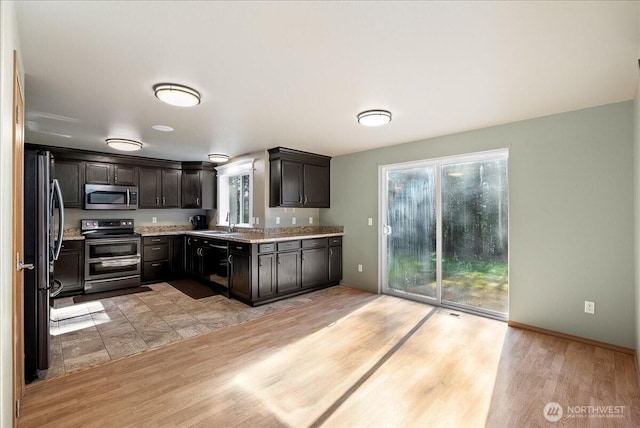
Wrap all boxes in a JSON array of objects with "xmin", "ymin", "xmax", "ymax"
[{"xmin": 63, "ymin": 208, "xmax": 209, "ymax": 229}]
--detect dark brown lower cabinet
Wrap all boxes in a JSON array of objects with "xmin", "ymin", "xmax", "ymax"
[
  {"xmin": 257, "ymin": 253, "xmax": 276, "ymax": 298},
  {"xmin": 329, "ymin": 237, "xmax": 343, "ymax": 284},
  {"xmin": 230, "ymin": 248, "xmax": 251, "ymax": 302},
  {"xmin": 230, "ymin": 236, "xmax": 342, "ymax": 306},
  {"xmin": 301, "ymin": 238, "xmax": 328, "ymax": 288},
  {"xmin": 55, "ymin": 240, "xmax": 84, "ymax": 297},
  {"xmin": 276, "ymin": 251, "xmax": 301, "ymax": 293},
  {"xmin": 142, "ymin": 235, "xmax": 183, "ymax": 283}
]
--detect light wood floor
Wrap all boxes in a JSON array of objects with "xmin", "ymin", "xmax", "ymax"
[{"xmin": 19, "ymin": 286, "xmax": 640, "ymax": 427}]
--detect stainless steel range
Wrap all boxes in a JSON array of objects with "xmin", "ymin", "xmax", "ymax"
[{"xmin": 82, "ymin": 219, "xmax": 141, "ymax": 294}]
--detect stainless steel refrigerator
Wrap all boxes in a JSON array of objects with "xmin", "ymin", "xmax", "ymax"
[{"xmin": 24, "ymin": 149, "xmax": 64, "ymax": 382}]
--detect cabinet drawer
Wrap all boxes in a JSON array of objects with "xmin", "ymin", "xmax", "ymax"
[
  {"xmin": 143, "ymin": 243, "xmax": 169, "ymax": 261},
  {"xmin": 143, "ymin": 261, "xmax": 169, "ymax": 281},
  {"xmin": 277, "ymin": 240, "xmax": 300, "ymax": 251},
  {"xmin": 229, "ymin": 242, "xmax": 250, "ymax": 253},
  {"xmin": 302, "ymin": 238, "xmax": 327, "ymax": 249},
  {"xmin": 259, "ymin": 243, "xmax": 275, "ymax": 253},
  {"xmin": 60, "ymin": 240, "xmax": 84, "ymax": 251},
  {"xmin": 143, "ymin": 236, "xmax": 169, "ymax": 245},
  {"xmin": 329, "ymin": 237, "xmax": 342, "ymax": 246}
]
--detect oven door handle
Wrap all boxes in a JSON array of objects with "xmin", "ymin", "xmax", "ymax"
[
  {"xmin": 98, "ymin": 257, "xmax": 141, "ymax": 268},
  {"xmin": 86, "ymin": 237, "xmax": 140, "ymax": 245},
  {"xmin": 87, "ymin": 254, "xmax": 141, "ymax": 263}
]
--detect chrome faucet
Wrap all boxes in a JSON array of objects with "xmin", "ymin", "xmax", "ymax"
[{"xmin": 226, "ymin": 212, "xmax": 236, "ymax": 232}]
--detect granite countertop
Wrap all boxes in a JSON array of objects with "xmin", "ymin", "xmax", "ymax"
[
  {"xmin": 185, "ymin": 229, "xmax": 344, "ymax": 244},
  {"xmin": 62, "ymin": 229, "xmax": 84, "ymax": 241},
  {"xmin": 62, "ymin": 225, "xmax": 344, "ymax": 243}
]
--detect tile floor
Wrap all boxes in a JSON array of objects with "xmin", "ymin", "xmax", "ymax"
[{"xmin": 45, "ymin": 281, "xmax": 336, "ymax": 380}]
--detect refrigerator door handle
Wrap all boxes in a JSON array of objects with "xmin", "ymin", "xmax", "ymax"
[
  {"xmin": 51, "ymin": 178, "xmax": 64, "ymax": 261},
  {"xmin": 50, "ymin": 279, "xmax": 63, "ymax": 297}
]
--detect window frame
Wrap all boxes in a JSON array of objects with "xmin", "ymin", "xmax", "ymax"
[{"xmin": 216, "ymin": 160, "xmax": 254, "ymax": 228}]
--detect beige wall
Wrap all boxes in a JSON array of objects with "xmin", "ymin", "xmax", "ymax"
[
  {"xmin": 0, "ymin": 2, "xmax": 21, "ymax": 426},
  {"xmin": 64, "ymin": 208, "xmax": 205, "ymax": 230},
  {"xmin": 322, "ymin": 101, "xmax": 635, "ymax": 349}
]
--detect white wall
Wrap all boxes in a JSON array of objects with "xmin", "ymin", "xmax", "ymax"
[
  {"xmin": 0, "ymin": 2, "xmax": 21, "ymax": 426},
  {"xmin": 323, "ymin": 102, "xmax": 635, "ymax": 349}
]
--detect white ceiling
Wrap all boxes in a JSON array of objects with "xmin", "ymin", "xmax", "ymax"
[{"xmin": 14, "ymin": 1, "xmax": 640, "ymax": 161}]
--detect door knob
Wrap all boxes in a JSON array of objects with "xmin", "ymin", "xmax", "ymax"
[{"xmin": 16, "ymin": 254, "xmax": 34, "ymax": 271}]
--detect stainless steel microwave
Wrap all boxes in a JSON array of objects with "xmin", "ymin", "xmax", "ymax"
[{"xmin": 84, "ymin": 184, "xmax": 138, "ymax": 210}]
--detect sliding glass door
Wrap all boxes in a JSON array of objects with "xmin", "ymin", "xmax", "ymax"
[{"xmin": 380, "ymin": 150, "xmax": 509, "ymax": 319}]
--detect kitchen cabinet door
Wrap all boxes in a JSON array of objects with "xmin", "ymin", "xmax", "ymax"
[
  {"xmin": 280, "ymin": 160, "xmax": 303, "ymax": 207},
  {"xmin": 258, "ymin": 253, "xmax": 276, "ymax": 298},
  {"xmin": 301, "ymin": 247, "xmax": 328, "ymax": 288},
  {"xmin": 55, "ymin": 159, "xmax": 84, "ymax": 208},
  {"xmin": 276, "ymin": 251, "xmax": 300, "ymax": 293},
  {"xmin": 161, "ymin": 169, "xmax": 181, "ymax": 208},
  {"xmin": 85, "ymin": 162, "xmax": 111, "ymax": 184},
  {"xmin": 181, "ymin": 169, "xmax": 216, "ymax": 209},
  {"xmin": 303, "ymin": 163, "xmax": 330, "ymax": 208},
  {"xmin": 230, "ymin": 252, "xmax": 251, "ymax": 302},
  {"xmin": 113, "ymin": 164, "xmax": 137, "ymax": 185},
  {"xmin": 181, "ymin": 170, "xmax": 201, "ymax": 208},
  {"xmin": 139, "ymin": 167, "xmax": 161, "ymax": 208},
  {"xmin": 184, "ymin": 237, "xmax": 197, "ymax": 276},
  {"xmin": 328, "ymin": 244, "xmax": 342, "ymax": 283}
]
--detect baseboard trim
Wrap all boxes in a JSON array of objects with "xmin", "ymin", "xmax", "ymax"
[{"xmin": 507, "ymin": 321, "xmax": 635, "ymax": 355}]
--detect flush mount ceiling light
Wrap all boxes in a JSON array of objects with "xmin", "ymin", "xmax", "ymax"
[
  {"xmin": 357, "ymin": 109, "xmax": 392, "ymax": 127},
  {"xmin": 106, "ymin": 138, "xmax": 143, "ymax": 151},
  {"xmin": 208, "ymin": 153, "xmax": 230, "ymax": 163},
  {"xmin": 152, "ymin": 124, "xmax": 174, "ymax": 132},
  {"xmin": 153, "ymin": 83, "xmax": 201, "ymax": 107}
]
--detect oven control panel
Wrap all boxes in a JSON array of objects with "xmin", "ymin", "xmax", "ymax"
[{"xmin": 81, "ymin": 219, "xmax": 134, "ymax": 231}]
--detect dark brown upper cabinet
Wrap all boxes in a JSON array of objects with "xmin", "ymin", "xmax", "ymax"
[
  {"xmin": 181, "ymin": 162, "xmax": 216, "ymax": 210},
  {"xmin": 139, "ymin": 167, "xmax": 181, "ymax": 208},
  {"xmin": 54, "ymin": 159, "xmax": 84, "ymax": 208},
  {"xmin": 85, "ymin": 162, "xmax": 137, "ymax": 186},
  {"xmin": 269, "ymin": 147, "xmax": 331, "ymax": 208}
]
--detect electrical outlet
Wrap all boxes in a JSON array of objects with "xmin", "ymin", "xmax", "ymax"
[
  {"xmin": 309, "ymin": 217, "xmax": 313, "ymax": 224},
  {"xmin": 276, "ymin": 217, "xmax": 280, "ymax": 225},
  {"xmin": 358, "ymin": 264, "xmax": 363, "ymax": 272},
  {"xmin": 292, "ymin": 217, "xmax": 297, "ymax": 225},
  {"xmin": 368, "ymin": 218, "xmax": 373, "ymax": 226},
  {"xmin": 152, "ymin": 217, "xmax": 157, "ymax": 224},
  {"xmin": 189, "ymin": 216, "xmax": 193, "ymax": 222},
  {"xmin": 584, "ymin": 301, "xmax": 595, "ymax": 314}
]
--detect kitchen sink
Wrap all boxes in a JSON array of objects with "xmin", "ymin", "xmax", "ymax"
[{"xmin": 194, "ymin": 230, "xmax": 231, "ymax": 235}]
